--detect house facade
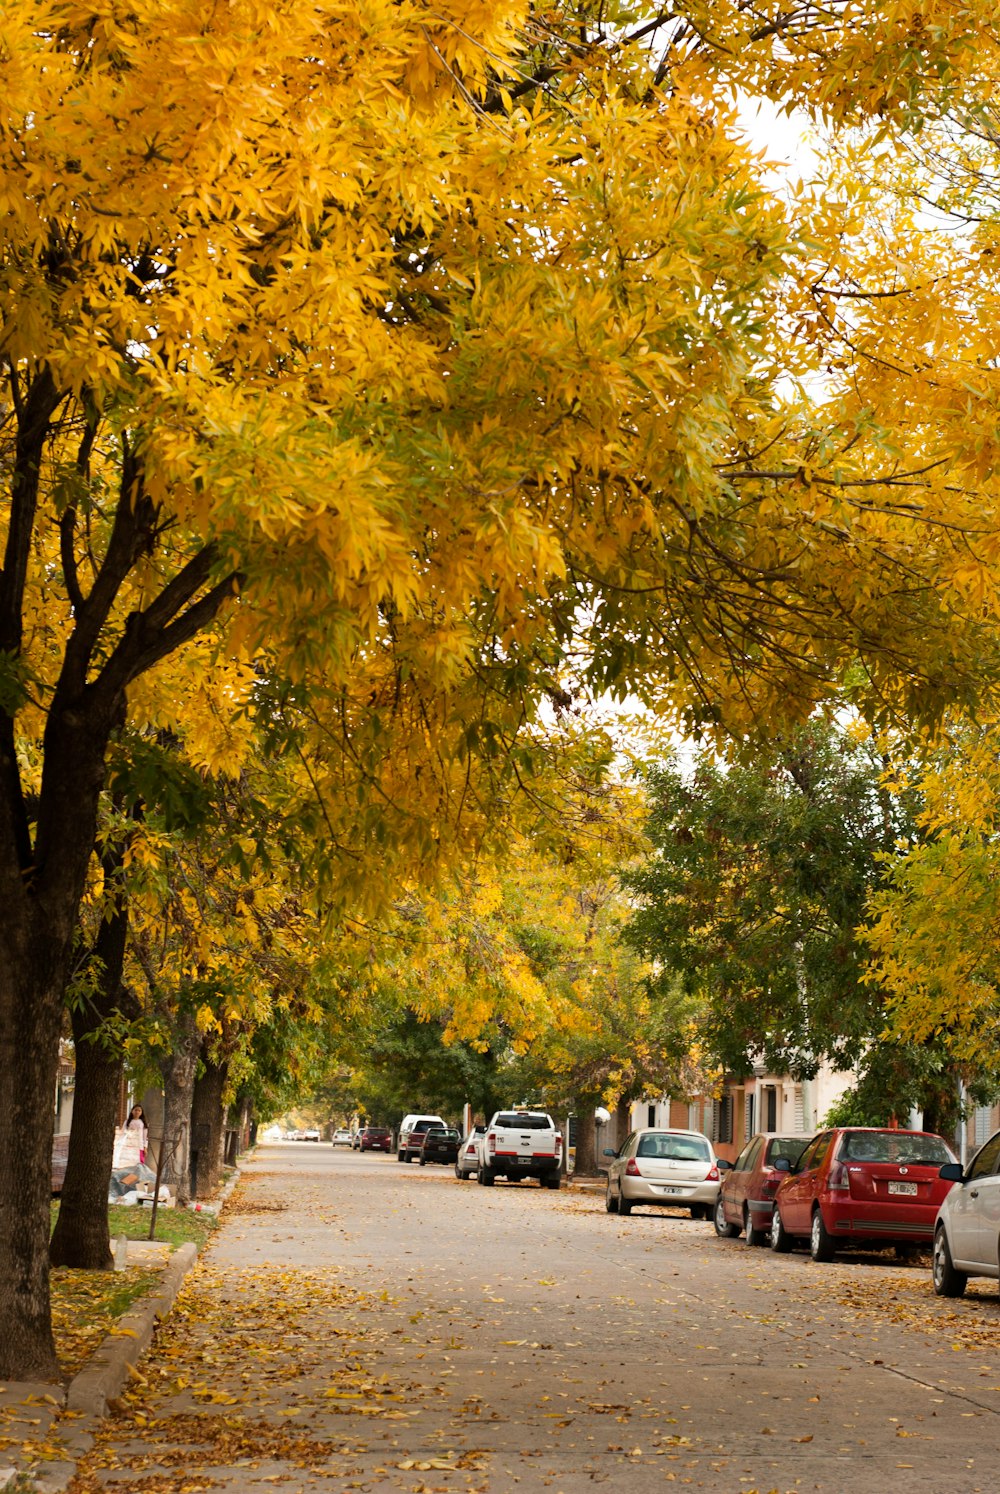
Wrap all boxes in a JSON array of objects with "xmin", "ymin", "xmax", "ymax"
[{"xmin": 620, "ymin": 1062, "xmax": 856, "ymax": 1165}]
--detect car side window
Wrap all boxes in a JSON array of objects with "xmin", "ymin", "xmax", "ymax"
[
  {"xmin": 620, "ymin": 1131, "xmax": 637, "ymax": 1158},
  {"xmin": 741, "ymin": 1137, "xmax": 763, "ymax": 1172},
  {"xmin": 967, "ymin": 1133, "xmax": 1000, "ymax": 1181},
  {"xmin": 811, "ymin": 1133, "xmax": 833, "ymax": 1170},
  {"xmin": 796, "ymin": 1137, "xmax": 821, "ymax": 1173}
]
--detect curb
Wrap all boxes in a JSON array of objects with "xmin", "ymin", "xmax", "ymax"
[{"xmin": 65, "ymin": 1241, "xmax": 198, "ymax": 1418}]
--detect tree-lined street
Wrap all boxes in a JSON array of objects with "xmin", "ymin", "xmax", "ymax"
[{"xmin": 68, "ymin": 1144, "xmax": 1000, "ymax": 1493}]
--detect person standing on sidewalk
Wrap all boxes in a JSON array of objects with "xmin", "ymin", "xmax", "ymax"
[{"xmin": 125, "ymin": 1104, "xmax": 148, "ymax": 1164}]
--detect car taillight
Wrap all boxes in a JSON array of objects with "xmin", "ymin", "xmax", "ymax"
[
  {"xmin": 487, "ymin": 1131, "xmax": 496, "ymax": 1156},
  {"xmin": 827, "ymin": 1161, "xmax": 849, "ymax": 1191},
  {"xmin": 760, "ymin": 1171, "xmax": 780, "ymax": 1199},
  {"xmin": 625, "ymin": 1158, "xmax": 641, "ymax": 1176},
  {"xmin": 706, "ymin": 1163, "xmax": 720, "ymax": 1182},
  {"xmin": 555, "ymin": 1133, "xmax": 563, "ymax": 1155}
]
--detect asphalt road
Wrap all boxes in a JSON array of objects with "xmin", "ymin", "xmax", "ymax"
[{"xmin": 71, "ymin": 1142, "xmax": 1000, "ymax": 1494}]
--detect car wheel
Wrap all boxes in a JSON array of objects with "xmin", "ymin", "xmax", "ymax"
[
  {"xmin": 419, "ymin": 1155, "xmax": 426, "ymax": 1166},
  {"xmin": 397, "ymin": 1152, "xmax": 404, "ymax": 1163},
  {"xmin": 618, "ymin": 1187, "xmax": 633, "ymax": 1217},
  {"xmin": 809, "ymin": 1208, "xmax": 836, "ymax": 1262},
  {"xmin": 544, "ymin": 1172, "xmax": 560, "ymax": 1190},
  {"xmin": 713, "ymin": 1195, "xmax": 739, "ymax": 1238},
  {"xmin": 478, "ymin": 1165, "xmax": 495, "ymax": 1187},
  {"xmin": 605, "ymin": 1180, "xmax": 619, "ymax": 1214},
  {"xmin": 932, "ymin": 1226, "xmax": 968, "ymax": 1298},
  {"xmin": 770, "ymin": 1204, "xmax": 793, "ymax": 1253},
  {"xmin": 743, "ymin": 1208, "xmax": 766, "ymax": 1247}
]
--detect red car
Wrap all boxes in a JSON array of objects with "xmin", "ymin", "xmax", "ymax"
[
  {"xmin": 770, "ymin": 1126, "xmax": 958, "ymax": 1261},
  {"xmin": 713, "ymin": 1132, "xmax": 812, "ymax": 1246},
  {"xmin": 359, "ymin": 1126, "xmax": 392, "ymax": 1152}
]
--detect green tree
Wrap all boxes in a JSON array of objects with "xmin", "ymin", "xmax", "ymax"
[{"xmin": 623, "ymin": 724, "xmax": 914, "ymax": 1090}]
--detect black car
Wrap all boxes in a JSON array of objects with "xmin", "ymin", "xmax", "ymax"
[{"xmin": 418, "ymin": 1127, "xmax": 461, "ymax": 1166}]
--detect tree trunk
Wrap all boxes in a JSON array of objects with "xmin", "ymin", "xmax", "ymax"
[
  {"xmin": 159, "ymin": 1015, "xmax": 200, "ymax": 1206},
  {"xmin": 191, "ymin": 1049, "xmax": 227, "ymax": 1200},
  {"xmin": 50, "ymin": 847, "xmax": 138, "ymax": 1271},
  {"xmin": 0, "ymin": 940, "xmax": 65, "ymax": 1381},
  {"xmin": 225, "ymin": 1095, "xmax": 251, "ymax": 1165},
  {"xmin": 48, "ymin": 1014, "xmax": 119, "ymax": 1271},
  {"xmin": 573, "ymin": 1098, "xmax": 601, "ymax": 1176},
  {"xmin": 614, "ymin": 1096, "xmax": 632, "ymax": 1153}
]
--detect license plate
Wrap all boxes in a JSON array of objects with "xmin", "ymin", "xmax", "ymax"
[
  {"xmin": 659, "ymin": 1186, "xmax": 684, "ymax": 1195},
  {"xmin": 888, "ymin": 1181, "xmax": 918, "ymax": 1195}
]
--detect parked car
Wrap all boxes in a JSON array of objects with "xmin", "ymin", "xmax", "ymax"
[
  {"xmin": 398, "ymin": 1115, "xmax": 446, "ymax": 1162},
  {"xmin": 932, "ymin": 1129, "xmax": 1000, "ymax": 1297},
  {"xmin": 359, "ymin": 1125, "xmax": 392, "ymax": 1153},
  {"xmin": 418, "ymin": 1126, "xmax": 461, "ymax": 1166},
  {"xmin": 455, "ymin": 1124, "xmax": 486, "ymax": 1179},
  {"xmin": 302, "ymin": 1129, "xmax": 320, "ymax": 1142},
  {"xmin": 479, "ymin": 1110, "xmax": 562, "ymax": 1188},
  {"xmin": 714, "ymin": 1132, "xmax": 812, "ymax": 1245},
  {"xmin": 331, "ymin": 1128, "xmax": 354, "ymax": 1147},
  {"xmin": 604, "ymin": 1128, "xmax": 728, "ymax": 1219},
  {"xmin": 770, "ymin": 1126, "xmax": 958, "ymax": 1261}
]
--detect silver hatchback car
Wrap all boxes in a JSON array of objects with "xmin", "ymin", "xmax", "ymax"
[
  {"xmin": 604, "ymin": 1127, "xmax": 728, "ymax": 1219},
  {"xmin": 932, "ymin": 1130, "xmax": 1000, "ymax": 1296},
  {"xmin": 454, "ymin": 1124, "xmax": 486, "ymax": 1179}
]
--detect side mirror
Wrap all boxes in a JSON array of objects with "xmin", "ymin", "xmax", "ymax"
[
  {"xmin": 939, "ymin": 1162, "xmax": 964, "ymax": 1182},
  {"xmin": 716, "ymin": 1158, "xmax": 732, "ymax": 1171},
  {"xmin": 602, "ymin": 1148, "xmax": 617, "ymax": 1157},
  {"xmin": 772, "ymin": 1156, "xmax": 792, "ymax": 1173}
]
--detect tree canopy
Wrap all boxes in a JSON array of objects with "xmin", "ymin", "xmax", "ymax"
[{"xmin": 9, "ymin": 0, "xmax": 1000, "ymax": 1380}]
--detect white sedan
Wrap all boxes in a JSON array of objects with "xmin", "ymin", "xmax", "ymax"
[
  {"xmin": 331, "ymin": 1129, "xmax": 353, "ymax": 1147},
  {"xmin": 604, "ymin": 1127, "xmax": 729, "ymax": 1219},
  {"xmin": 454, "ymin": 1125, "xmax": 486, "ymax": 1179},
  {"xmin": 932, "ymin": 1130, "xmax": 1000, "ymax": 1296}
]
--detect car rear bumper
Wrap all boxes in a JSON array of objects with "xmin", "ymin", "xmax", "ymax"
[
  {"xmin": 489, "ymin": 1158, "xmax": 559, "ymax": 1178},
  {"xmin": 821, "ymin": 1202, "xmax": 938, "ymax": 1240},
  {"xmin": 622, "ymin": 1177, "xmax": 720, "ymax": 1206},
  {"xmin": 747, "ymin": 1198, "xmax": 776, "ymax": 1220}
]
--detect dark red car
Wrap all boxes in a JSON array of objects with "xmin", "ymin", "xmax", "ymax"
[
  {"xmin": 713, "ymin": 1132, "xmax": 812, "ymax": 1246},
  {"xmin": 359, "ymin": 1126, "xmax": 392, "ymax": 1153},
  {"xmin": 770, "ymin": 1126, "xmax": 958, "ymax": 1261}
]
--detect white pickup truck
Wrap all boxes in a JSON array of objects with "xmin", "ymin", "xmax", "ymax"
[{"xmin": 477, "ymin": 1110, "xmax": 562, "ymax": 1189}]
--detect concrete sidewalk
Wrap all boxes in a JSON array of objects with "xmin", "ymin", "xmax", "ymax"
[{"xmin": 0, "ymin": 1166, "xmax": 242, "ymax": 1491}]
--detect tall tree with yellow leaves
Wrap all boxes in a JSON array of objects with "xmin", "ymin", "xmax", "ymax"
[{"xmin": 3, "ymin": 0, "xmax": 998, "ymax": 1378}]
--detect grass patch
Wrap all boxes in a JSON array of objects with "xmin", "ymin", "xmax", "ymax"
[
  {"xmin": 106, "ymin": 1203, "xmax": 217, "ymax": 1251},
  {"xmin": 51, "ymin": 1266, "xmax": 161, "ymax": 1379},
  {"xmin": 51, "ymin": 1203, "xmax": 218, "ymax": 1252}
]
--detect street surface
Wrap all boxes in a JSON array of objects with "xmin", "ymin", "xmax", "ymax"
[{"xmin": 68, "ymin": 1142, "xmax": 1000, "ymax": 1493}]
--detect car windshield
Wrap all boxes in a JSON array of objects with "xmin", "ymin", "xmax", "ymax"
[
  {"xmin": 428, "ymin": 1129, "xmax": 459, "ymax": 1140},
  {"xmin": 637, "ymin": 1133, "xmax": 710, "ymax": 1161},
  {"xmin": 766, "ymin": 1137, "xmax": 810, "ymax": 1167},
  {"xmin": 494, "ymin": 1113, "xmax": 551, "ymax": 1129},
  {"xmin": 840, "ymin": 1131, "xmax": 953, "ymax": 1165}
]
